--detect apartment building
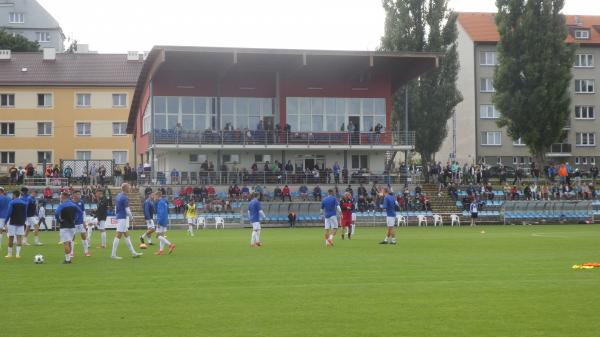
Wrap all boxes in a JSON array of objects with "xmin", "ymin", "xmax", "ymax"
[
  {"xmin": 437, "ymin": 12, "xmax": 600, "ymax": 169},
  {"xmin": 0, "ymin": 0, "xmax": 65, "ymax": 51},
  {"xmin": 0, "ymin": 49, "xmax": 143, "ymax": 173}
]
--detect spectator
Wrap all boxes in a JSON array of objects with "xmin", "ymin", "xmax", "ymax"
[
  {"xmin": 333, "ymin": 162, "xmax": 341, "ymax": 184},
  {"xmin": 282, "ymin": 185, "xmax": 291, "ymax": 202},
  {"xmin": 43, "ymin": 186, "xmax": 53, "ymax": 199},
  {"xmin": 171, "ymin": 168, "xmax": 179, "ymax": 184},
  {"xmin": 288, "ymin": 212, "xmax": 297, "ymax": 227},
  {"xmin": 313, "ymin": 185, "xmax": 322, "ymax": 201},
  {"xmin": 241, "ymin": 185, "xmax": 250, "ymax": 200},
  {"xmin": 298, "ymin": 185, "xmax": 308, "ymax": 201},
  {"xmin": 274, "ymin": 186, "xmax": 282, "ymax": 200}
]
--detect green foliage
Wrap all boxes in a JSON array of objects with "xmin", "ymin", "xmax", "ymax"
[
  {"xmin": 494, "ymin": 0, "xmax": 575, "ymax": 164},
  {"xmin": 0, "ymin": 29, "xmax": 40, "ymax": 52},
  {"xmin": 381, "ymin": 0, "xmax": 463, "ymax": 163}
]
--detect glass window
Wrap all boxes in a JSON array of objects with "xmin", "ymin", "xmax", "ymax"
[
  {"xmin": 1, "ymin": 152, "xmax": 15, "ymax": 164},
  {"xmin": 374, "ymin": 98, "xmax": 386, "ymax": 114},
  {"xmin": 254, "ymin": 154, "xmax": 272, "ymax": 163},
  {"xmin": 481, "ymin": 131, "xmax": 502, "ymax": 145},
  {"xmin": 575, "ymin": 106, "xmax": 595, "ymax": 119},
  {"xmin": 37, "ymin": 122, "xmax": 52, "ymax": 136},
  {"xmin": 76, "ymin": 122, "xmax": 91, "ymax": 136},
  {"xmin": 181, "ymin": 97, "xmax": 194, "ymax": 113},
  {"xmin": 37, "ymin": 93, "xmax": 52, "ymax": 107},
  {"xmin": 575, "ymin": 79, "xmax": 595, "ymax": 93},
  {"xmin": 1, "ymin": 122, "xmax": 15, "ymax": 135},
  {"xmin": 574, "ymin": 54, "xmax": 594, "ymax": 68},
  {"xmin": 9, "ymin": 12, "xmax": 25, "ymax": 23},
  {"xmin": 154, "ymin": 96, "xmax": 167, "ymax": 114},
  {"xmin": 112, "ymin": 94, "xmax": 127, "ymax": 107},
  {"xmin": 351, "ymin": 155, "xmax": 368, "ymax": 170},
  {"xmin": 362, "ymin": 98, "xmax": 374, "ymax": 115},
  {"xmin": 76, "ymin": 94, "xmax": 91, "ymax": 107},
  {"xmin": 480, "ymin": 78, "xmax": 495, "ymax": 92},
  {"xmin": 480, "ymin": 105, "xmax": 501, "ymax": 119},
  {"xmin": 112, "ymin": 151, "xmax": 127, "ymax": 165},
  {"xmin": 223, "ymin": 154, "xmax": 240, "ymax": 164},
  {"xmin": 348, "ymin": 98, "xmax": 360, "ymax": 114},
  {"xmin": 35, "ymin": 32, "xmax": 50, "ymax": 42},
  {"xmin": 76, "ymin": 151, "xmax": 91, "ymax": 160},
  {"xmin": 166, "ymin": 97, "xmax": 179, "ymax": 114},
  {"xmin": 286, "ymin": 98, "xmax": 298, "ymax": 114},
  {"xmin": 112, "ymin": 122, "xmax": 127, "ymax": 136},
  {"xmin": 0, "ymin": 94, "xmax": 15, "ymax": 107},
  {"xmin": 37, "ymin": 151, "xmax": 52, "ymax": 164},
  {"xmin": 575, "ymin": 29, "xmax": 590, "ymax": 39},
  {"xmin": 480, "ymin": 51, "xmax": 497, "ymax": 66},
  {"xmin": 576, "ymin": 132, "xmax": 596, "ymax": 146}
]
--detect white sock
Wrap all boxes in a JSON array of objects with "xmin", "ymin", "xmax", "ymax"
[
  {"xmin": 34, "ymin": 235, "xmax": 40, "ymax": 244},
  {"xmin": 325, "ymin": 239, "xmax": 329, "ymax": 245},
  {"xmin": 101, "ymin": 232, "xmax": 106, "ymax": 247},
  {"xmin": 250, "ymin": 231, "xmax": 256, "ymax": 244},
  {"xmin": 7, "ymin": 246, "xmax": 12, "ymax": 256},
  {"xmin": 16, "ymin": 246, "xmax": 21, "ymax": 257},
  {"xmin": 65, "ymin": 253, "xmax": 71, "ymax": 262},
  {"xmin": 328, "ymin": 234, "xmax": 333, "ymax": 241},
  {"xmin": 82, "ymin": 239, "xmax": 89, "ymax": 253},
  {"xmin": 0, "ymin": 233, "xmax": 3, "ymax": 248},
  {"xmin": 352, "ymin": 224, "xmax": 356, "ymax": 235},
  {"xmin": 159, "ymin": 236, "xmax": 171, "ymax": 246},
  {"xmin": 256, "ymin": 230, "xmax": 261, "ymax": 243},
  {"xmin": 159, "ymin": 239, "xmax": 164, "ymax": 251},
  {"xmin": 383, "ymin": 236, "xmax": 389, "ymax": 242},
  {"xmin": 188, "ymin": 225, "xmax": 193, "ymax": 235},
  {"xmin": 124, "ymin": 237, "xmax": 137, "ymax": 255},
  {"xmin": 87, "ymin": 227, "xmax": 93, "ymax": 241},
  {"xmin": 112, "ymin": 237, "xmax": 120, "ymax": 257},
  {"xmin": 147, "ymin": 235, "xmax": 152, "ymax": 244}
]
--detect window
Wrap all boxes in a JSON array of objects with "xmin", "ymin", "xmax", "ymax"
[
  {"xmin": 513, "ymin": 138, "xmax": 526, "ymax": 146},
  {"xmin": 1, "ymin": 94, "xmax": 15, "ymax": 107},
  {"xmin": 76, "ymin": 151, "xmax": 91, "ymax": 160},
  {"xmin": 575, "ymin": 54, "xmax": 594, "ymax": 68},
  {"xmin": 591, "ymin": 157, "xmax": 596, "ymax": 165},
  {"xmin": 112, "ymin": 122, "xmax": 127, "ymax": 136},
  {"xmin": 480, "ymin": 51, "xmax": 497, "ymax": 66},
  {"xmin": 37, "ymin": 122, "xmax": 52, "ymax": 136},
  {"xmin": 221, "ymin": 97, "xmax": 273, "ymax": 131},
  {"xmin": 1, "ymin": 152, "xmax": 15, "ymax": 164},
  {"xmin": 76, "ymin": 93, "xmax": 91, "ymax": 107},
  {"xmin": 76, "ymin": 122, "xmax": 91, "ymax": 136},
  {"xmin": 575, "ymin": 106, "xmax": 595, "ymax": 119},
  {"xmin": 481, "ymin": 131, "xmax": 502, "ymax": 146},
  {"xmin": 35, "ymin": 32, "xmax": 51, "ymax": 42},
  {"xmin": 37, "ymin": 151, "xmax": 52, "ymax": 164},
  {"xmin": 223, "ymin": 154, "xmax": 240, "ymax": 164},
  {"xmin": 582, "ymin": 157, "xmax": 588, "ymax": 165},
  {"xmin": 480, "ymin": 105, "xmax": 501, "ymax": 119},
  {"xmin": 142, "ymin": 100, "xmax": 151, "ymax": 134},
  {"xmin": 9, "ymin": 12, "xmax": 24, "ymax": 23},
  {"xmin": 576, "ymin": 132, "xmax": 596, "ymax": 146},
  {"xmin": 512, "ymin": 157, "xmax": 518, "ymax": 165},
  {"xmin": 351, "ymin": 155, "xmax": 369, "ymax": 170},
  {"xmin": 1, "ymin": 122, "xmax": 15, "ymax": 136},
  {"xmin": 154, "ymin": 96, "xmax": 213, "ymax": 131},
  {"xmin": 112, "ymin": 151, "xmax": 127, "ymax": 165},
  {"xmin": 575, "ymin": 29, "xmax": 590, "ymax": 39},
  {"xmin": 37, "ymin": 93, "xmax": 52, "ymax": 107},
  {"xmin": 254, "ymin": 154, "xmax": 272, "ymax": 163},
  {"xmin": 575, "ymin": 79, "xmax": 595, "ymax": 93},
  {"xmin": 496, "ymin": 157, "xmax": 502, "ymax": 164},
  {"xmin": 112, "ymin": 94, "xmax": 127, "ymax": 107},
  {"xmin": 480, "ymin": 78, "xmax": 495, "ymax": 92},
  {"xmin": 189, "ymin": 154, "xmax": 207, "ymax": 163}
]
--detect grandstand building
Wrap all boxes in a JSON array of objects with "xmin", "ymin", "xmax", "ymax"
[
  {"xmin": 0, "ymin": 49, "xmax": 143, "ymax": 173},
  {"xmin": 126, "ymin": 46, "xmax": 440, "ymax": 182},
  {"xmin": 437, "ymin": 12, "xmax": 600, "ymax": 168}
]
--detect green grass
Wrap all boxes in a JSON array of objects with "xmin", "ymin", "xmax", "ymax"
[{"xmin": 1, "ymin": 225, "xmax": 600, "ymax": 337}]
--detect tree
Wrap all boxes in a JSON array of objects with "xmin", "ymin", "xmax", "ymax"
[
  {"xmin": 381, "ymin": 0, "xmax": 463, "ymax": 164},
  {"xmin": 0, "ymin": 29, "xmax": 40, "ymax": 51},
  {"xmin": 494, "ymin": 0, "xmax": 574, "ymax": 167}
]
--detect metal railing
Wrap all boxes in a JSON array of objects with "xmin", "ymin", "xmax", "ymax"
[
  {"xmin": 151, "ymin": 130, "xmax": 416, "ymax": 147},
  {"xmin": 139, "ymin": 170, "xmax": 423, "ymax": 186}
]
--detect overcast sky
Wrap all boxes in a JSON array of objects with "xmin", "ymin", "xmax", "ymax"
[{"xmin": 37, "ymin": 0, "xmax": 600, "ymax": 53}]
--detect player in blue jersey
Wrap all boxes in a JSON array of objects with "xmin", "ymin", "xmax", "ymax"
[
  {"xmin": 154, "ymin": 191, "xmax": 175, "ymax": 255},
  {"xmin": 321, "ymin": 189, "xmax": 341, "ymax": 247},
  {"xmin": 4, "ymin": 190, "xmax": 28, "ymax": 258},
  {"xmin": 111, "ymin": 183, "xmax": 142, "ymax": 259},
  {"xmin": 71, "ymin": 191, "xmax": 90, "ymax": 257},
  {"xmin": 55, "ymin": 192, "xmax": 83, "ymax": 264},
  {"xmin": 248, "ymin": 192, "xmax": 266, "ymax": 247},
  {"xmin": 139, "ymin": 193, "xmax": 156, "ymax": 247},
  {"xmin": 0, "ymin": 187, "xmax": 10, "ymax": 249},
  {"xmin": 380, "ymin": 187, "xmax": 399, "ymax": 245},
  {"xmin": 22, "ymin": 188, "xmax": 42, "ymax": 246}
]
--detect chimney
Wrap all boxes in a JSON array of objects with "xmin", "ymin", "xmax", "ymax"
[
  {"xmin": 43, "ymin": 47, "xmax": 56, "ymax": 61},
  {"xmin": 75, "ymin": 44, "xmax": 90, "ymax": 54},
  {"xmin": 127, "ymin": 51, "xmax": 140, "ymax": 61},
  {"xmin": 0, "ymin": 50, "xmax": 11, "ymax": 60}
]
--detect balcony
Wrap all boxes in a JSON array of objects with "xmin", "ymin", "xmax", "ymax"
[
  {"xmin": 149, "ymin": 130, "xmax": 416, "ymax": 150},
  {"xmin": 546, "ymin": 143, "xmax": 572, "ymax": 157}
]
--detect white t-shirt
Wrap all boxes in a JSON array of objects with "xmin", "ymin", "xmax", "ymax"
[
  {"xmin": 470, "ymin": 203, "xmax": 478, "ymax": 213},
  {"xmin": 38, "ymin": 206, "xmax": 45, "ymax": 218}
]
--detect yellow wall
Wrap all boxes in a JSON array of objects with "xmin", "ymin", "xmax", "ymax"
[{"xmin": 0, "ymin": 86, "xmax": 134, "ymax": 171}]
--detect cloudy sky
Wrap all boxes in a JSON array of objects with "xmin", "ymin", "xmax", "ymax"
[{"xmin": 38, "ymin": 0, "xmax": 600, "ymax": 53}]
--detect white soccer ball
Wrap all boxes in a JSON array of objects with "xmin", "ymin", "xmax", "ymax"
[{"xmin": 33, "ymin": 254, "xmax": 45, "ymax": 264}]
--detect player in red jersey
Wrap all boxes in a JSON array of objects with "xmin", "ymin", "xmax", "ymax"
[{"xmin": 340, "ymin": 192, "xmax": 354, "ymax": 240}]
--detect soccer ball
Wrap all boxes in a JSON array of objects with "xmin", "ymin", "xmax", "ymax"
[
  {"xmin": 139, "ymin": 243, "xmax": 148, "ymax": 249},
  {"xmin": 33, "ymin": 254, "xmax": 45, "ymax": 264}
]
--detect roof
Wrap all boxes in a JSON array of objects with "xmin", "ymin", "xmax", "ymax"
[
  {"xmin": 458, "ymin": 12, "xmax": 600, "ymax": 44},
  {"xmin": 0, "ymin": 52, "xmax": 143, "ymax": 87},
  {"xmin": 127, "ymin": 46, "xmax": 442, "ymax": 133}
]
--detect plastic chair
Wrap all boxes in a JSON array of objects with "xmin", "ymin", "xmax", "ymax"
[
  {"xmin": 396, "ymin": 215, "xmax": 407, "ymax": 227},
  {"xmin": 433, "ymin": 214, "xmax": 443, "ymax": 227},
  {"xmin": 417, "ymin": 215, "xmax": 428, "ymax": 227},
  {"xmin": 215, "ymin": 216, "xmax": 225, "ymax": 229},
  {"xmin": 450, "ymin": 214, "xmax": 461, "ymax": 226},
  {"xmin": 196, "ymin": 217, "xmax": 206, "ymax": 230}
]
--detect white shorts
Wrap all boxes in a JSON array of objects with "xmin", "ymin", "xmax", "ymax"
[
  {"xmin": 7, "ymin": 225, "xmax": 25, "ymax": 237},
  {"xmin": 75, "ymin": 224, "xmax": 86, "ymax": 234},
  {"xmin": 145, "ymin": 220, "xmax": 155, "ymax": 229},
  {"xmin": 156, "ymin": 225, "xmax": 167, "ymax": 234},
  {"xmin": 251, "ymin": 222, "xmax": 261, "ymax": 230},
  {"xmin": 116, "ymin": 218, "xmax": 129, "ymax": 233},
  {"xmin": 324, "ymin": 216, "xmax": 339, "ymax": 230},
  {"xmin": 351, "ymin": 213, "xmax": 357, "ymax": 222},
  {"xmin": 27, "ymin": 217, "xmax": 39, "ymax": 228},
  {"xmin": 60, "ymin": 228, "xmax": 76, "ymax": 243},
  {"xmin": 187, "ymin": 218, "xmax": 196, "ymax": 225},
  {"xmin": 386, "ymin": 216, "xmax": 396, "ymax": 227},
  {"xmin": 0, "ymin": 219, "xmax": 5, "ymax": 229},
  {"xmin": 97, "ymin": 220, "xmax": 106, "ymax": 230}
]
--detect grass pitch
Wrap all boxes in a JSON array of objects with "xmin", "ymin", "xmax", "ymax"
[{"xmin": 1, "ymin": 225, "xmax": 599, "ymax": 337}]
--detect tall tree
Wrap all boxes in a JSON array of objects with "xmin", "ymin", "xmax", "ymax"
[
  {"xmin": 0, "ymin": 29, "xmax": 40, "ymax": 51},
  {"xmin": 381, "ymin": 0, "xmax": 462, "ymax": 164},
  {"xmin": 494, "ymin": 0, "xmax": 574, "ymax": 167}
]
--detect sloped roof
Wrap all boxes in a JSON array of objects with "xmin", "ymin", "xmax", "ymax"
[
  {"xmin": 458, "ymin": 12, "xmax": 600, "ymax": 44},
  {"xmin": 0, "ymin": 52, "xmax": 143, "ymax": 86}
]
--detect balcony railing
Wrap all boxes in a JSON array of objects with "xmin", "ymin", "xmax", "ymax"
[
  {"xmin": 548, "ymin": 143, "xmax": 572, "ymax": 154},
  {"xmin": 151, "ymin": 129, "xmax": 416, "ymax": 147}
]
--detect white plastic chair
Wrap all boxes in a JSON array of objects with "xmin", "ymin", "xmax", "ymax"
[
  {"xmin": 196, "ymin": 217, "xmax": 206, "ymax": 230},
  {"xmin": 215, "ymin": 216, "xmax": 225, "ymax": 229},
  {"xmin": 433, "ymin": 214, "xmax": 443, "ymax": 227},
  {"xmin": 417, "ymin": 215, "xmax": 428, "ymax": 227},
  {"xmin": 450, "ymin": 214, "xmax": 461, "ymax": 227},
  {"xmin": 396, "ymin": 215, "xmax": 408, "ymax": 227}
]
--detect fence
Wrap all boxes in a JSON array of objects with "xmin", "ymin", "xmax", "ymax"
[
  {"xmin": 502, "ymin": 200, "xmax": 594, "ymax": 224},
  {"xmin": 60, "ymin": 160, "xmax": 114, "ymax": 185}
]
